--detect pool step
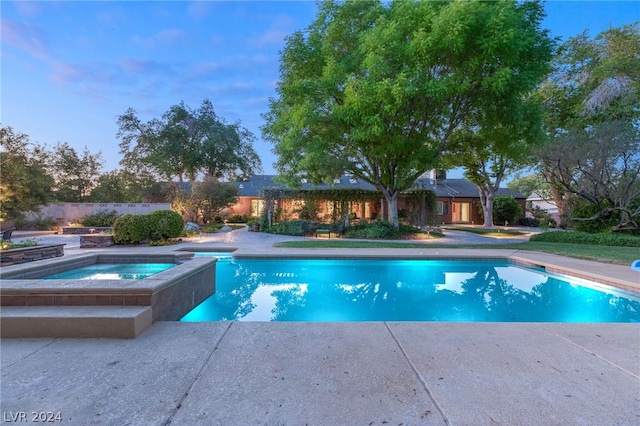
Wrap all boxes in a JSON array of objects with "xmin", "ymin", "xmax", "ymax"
[{"xmin": 0, "ymin": 306, "xmax": 153, "ymax": 339}]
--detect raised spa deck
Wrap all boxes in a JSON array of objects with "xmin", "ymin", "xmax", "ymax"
[{"xmin": 0, "ymin": 252, "xmax": 216, "ymax": 338}]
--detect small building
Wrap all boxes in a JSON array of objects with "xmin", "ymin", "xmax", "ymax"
[
  {"xmin": 526, "ymin": 192, "xmax": 560, "ymax": 223},
  {"xmin": 226, "ymin": 174, "xmax": 526, "ymax": 226}
]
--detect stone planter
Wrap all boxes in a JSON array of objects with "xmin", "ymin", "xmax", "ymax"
[
  {"xmin": 0, "ymin": 244, "xmax": 65, "ymax": 267},
  {"xmin": 62, "ymin": 226, "xmax": 113, "ymax": 235},
  {"xmin": 80, "ymin": 235, "xmax": 115, "ymax": 248}
]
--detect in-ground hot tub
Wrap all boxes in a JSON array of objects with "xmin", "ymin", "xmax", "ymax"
[{"xmin": 0, "ymin": 253, "xmax": 217, "ymax": 338}]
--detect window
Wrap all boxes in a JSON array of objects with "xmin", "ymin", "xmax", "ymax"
[
  {"xmin": 250, "ymin": 199, "xmax": 265, "ymax": 217},
  {"xmin": 437, "ymin": 201, "xmax": 448, "ymax": 215}
]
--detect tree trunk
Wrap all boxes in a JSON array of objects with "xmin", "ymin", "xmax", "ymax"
[
  {"xmin": 544, "ymin": 170, "xmax": 568, "ymax": 225},
  {"xmin": 478, "ymin": 187, "xmax": 495, "ymax": 228},
  {"xmin": 380, "ymin": 190, "xmax": 400, "ymax": 229}
]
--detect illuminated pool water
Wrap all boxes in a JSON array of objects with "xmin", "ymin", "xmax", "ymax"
[
  {"xmin": 41, "ymin": 263, "xmax": 176, "ymax": 280},
  {"xmin": 180, "ymin": 258, "xmax": 640, "ymax": 322}
]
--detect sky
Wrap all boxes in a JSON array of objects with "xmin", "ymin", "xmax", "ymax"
[{"xmin": 2, "ymin": 0, "xmax": 639, "ymax": 179}]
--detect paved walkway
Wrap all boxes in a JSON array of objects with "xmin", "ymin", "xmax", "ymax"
[
  {"xmin": 11, "ymin": 225, "xmax": 536, "ymax": 252},
  {"xmin": 3, "ymin": 227, "xmax": 640, "ymax": 425}
]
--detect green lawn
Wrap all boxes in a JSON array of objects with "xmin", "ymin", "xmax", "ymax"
[
  {"xmin": 275, "ymin": 240, "xmax": 639, "ymax": 265},
  {"xmin": 443, "ymin": 226, "xmax": 529, "ymax": 236}
]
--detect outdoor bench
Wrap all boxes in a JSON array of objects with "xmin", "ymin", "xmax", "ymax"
[{"xmin": 315, "ymin": 228, "xmax": 331, "ymax": 239}]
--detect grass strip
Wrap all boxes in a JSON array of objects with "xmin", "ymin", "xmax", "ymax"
[{"xmin": 444, "ymin": 227, "xmax": 529, "ymax": 236}]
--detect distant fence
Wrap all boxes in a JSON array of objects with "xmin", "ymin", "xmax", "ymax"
[{"xmin": 28, "ymin": 203, "xmax": 172, "ymax": 225}]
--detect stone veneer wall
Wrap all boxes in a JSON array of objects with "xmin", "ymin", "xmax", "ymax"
[
  {"xmin": 80, "ymin": 235, "xmax": 115, "ymax": 248},
  {"xmin": 0, "ymin": 244, "xmax": 65, "ymax": 267},
  {"xmin": 63, "ymin": 227, "xmax": 112, "ymax": 235}
]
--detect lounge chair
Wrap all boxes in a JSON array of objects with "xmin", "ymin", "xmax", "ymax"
[{"xmin": 1, "ymin": 228, "xmax": 15, "ymax": 241}]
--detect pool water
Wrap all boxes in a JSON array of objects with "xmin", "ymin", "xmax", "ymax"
[
  {"xmin": 42, "ymin": 263, "xmax": 176, "ymax": 280},
  {"xmin": 180, "ymin": 258, "xmax": 640, "ymax": 322},
  {"xmin": 192, "ymin": 252, "xmax": 234, "ymax": 259}
]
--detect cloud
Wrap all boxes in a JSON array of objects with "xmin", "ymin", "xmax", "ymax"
[
  {"xmin": 243, "ymin": 96, "xmax": 269, "ymax": 110},
  {"xmin": 132, "ymin": 28, "xmax": 187, "ymax": 48},
  {"xmin": 50, "ymin": 62, "xmax": 102, "ymax": 84},
  {"xmin": 1, "ymin": 19, "xmax": 50, "ymax": 59},
  {"xmin": 156, "ymin": 28, "xmax": 187, "ymax": 44},
  {"xmin": 187, "ymin": 1, "xmax": 217, "ymax": 20},
  {"xmin": 13, "ymin": 1, "xmax": 41, "ymax": 17},
  {"xmin": 248, "ymin": 30, "xmax": 289, "ymax": 48},
  {"xmin": 188, "ymin": 61, "xmax": 229, "ymax": 79},
  {"xmin": 119, "ymin": 58, "xmax": 178, "ymax": 76}
]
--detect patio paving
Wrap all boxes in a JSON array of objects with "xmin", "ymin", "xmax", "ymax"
[{"xmin": 2, "ymin": 227, "xmax": 639, "ymax": 424}]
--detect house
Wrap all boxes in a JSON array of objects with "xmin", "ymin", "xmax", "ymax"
[
  {"xmin": 226, "ymin": 173, "xmax": 527, "ymax": 225},
  {"xmin": 526, "ymin": 191, "xmax": 560, "ymax": 223}
]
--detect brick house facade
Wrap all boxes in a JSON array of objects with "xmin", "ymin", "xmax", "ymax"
[{"xmin": 226, "ymin": 175, "xmax": 526, "ymax": 225}]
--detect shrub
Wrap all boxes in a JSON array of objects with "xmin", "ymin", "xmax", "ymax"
[
  {"xmin": 79, "ymin": 209, "xmax": 118, "ymax": 227},
  {"xmin": 226, "ymin": 214, "xmax": 248, "ymax": 223},
  {"xmin": 343, "ymin": 222, "xmax": 421, "ymax": 239},
  {"xmin": 113, "ymin": 214, "xmax": 151, "ymax": 244},
  {"xmin": 530, "ymin": 231, "xmax": 640, "ymax": 247},
  {"xmin": 16, "ymin": 215, "xmax": 58, "ymax": 231},
  {"xmin": 201, "ymin": 223, "xmax": 225, "ymax": 233},
  {"xmin": 266, "ymin": 220, "xmax": 318, "ymax": 236},
  {"xmin": 517, "ymin": 217, "xmax": 539, "ymax": 227},
  {"xmin": 570, "ymin": 199, "xmax": 639, "ymax": 235},
  {"xmin": 1, "ymin": 238, "xmax": 38, "ymax": 250},
  {"xmin": 493, "ymin": 196, "xmax": 522, "ymax": 226},
  {"xmin": 147, "ymin": 210, "xmax": 184, "ymax": 241},
  {"xmin": 530, "ymin": 205, "xmax": 556, "ymax": 229},
  {"xmin": 295, "ymin": 201, "xmax": 320, "ymax": 221}
]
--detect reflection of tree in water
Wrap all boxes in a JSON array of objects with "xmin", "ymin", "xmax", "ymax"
[
  {"xmin": 271, "ymin": 262, "xmax": 442, "ymax": 321},
  {"xmin": 529, "ymin": 277, "xmax": 640, "ymax": 322},
  {"xmin": 206, "ymin": 259, "xmax": 640, "ymax": 322},
  {"xmin": 456, "ymin": 266, "xmax": 531, "ymax": 321},
  {"xmin": 210, "ymin": 261, "xmax": 260, "ymax": 320}
]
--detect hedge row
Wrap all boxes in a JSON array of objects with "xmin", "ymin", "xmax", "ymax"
[{"xmin": 530, "ymin": 231, "xmax": 640, "ymax": 247}]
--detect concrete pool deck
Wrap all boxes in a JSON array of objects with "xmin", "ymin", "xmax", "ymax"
[{"xmin": 2, "ymin": 228, "xmax": 640, "ymax": 424}]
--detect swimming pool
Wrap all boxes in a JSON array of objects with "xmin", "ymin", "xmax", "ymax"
[
  {"xmin": 180, "ymin": 258, "xmax": 640, "ymax": 322},
  {"xmin": 41, "ymin": 263, "xmax": 176, "ymax": 280}
]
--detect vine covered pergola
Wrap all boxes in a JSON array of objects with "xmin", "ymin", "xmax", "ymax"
[{"xmin": 259, "ymin": 186, "xmax": 437, "ymax": 229}]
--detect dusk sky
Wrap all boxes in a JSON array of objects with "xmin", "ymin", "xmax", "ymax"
[{"xmin": 2, "ymin": 1, "xmax": 639, "ymax": 177}]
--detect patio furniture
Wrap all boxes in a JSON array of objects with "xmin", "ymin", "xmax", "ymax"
[
  {"xmin": 1, "ymin": 228, "xmax": 15, "ymax": 241},
  {"xmin": 315, "ymin": 228, "xmax": 331, "ymax": 239}
]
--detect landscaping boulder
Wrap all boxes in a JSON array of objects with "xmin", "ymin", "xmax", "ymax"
[{"xmin": 184, "ymin": 222, "xmax": 200, "ymax": 232}]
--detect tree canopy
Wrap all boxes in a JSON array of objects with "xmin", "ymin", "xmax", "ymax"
[
  {"xmin": 0, "ymin": 126, "xmax": 54, "ymax": 223},
  {"xmin": 263, "ymin": 0, "xmax": 555, "ymax": 228},
  {"xmin": 50, "ymin": 142, "xmax": 104, "ymax": 202},
  {"xmin": 117, "ymin": 99, "xmax": 262, "ymax": 182},
  {"xmin": 537, "ymin": 23, "xmax": 640, "ymax": 231}
]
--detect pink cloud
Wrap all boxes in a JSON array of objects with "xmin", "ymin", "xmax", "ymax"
[{"xmin": 1, "ymin": 19, "xmax": 49, "ymax": 60}]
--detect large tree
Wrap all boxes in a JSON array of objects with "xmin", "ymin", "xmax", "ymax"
[
  {"xmin": 444, "ymin": 97, "xmax": 550, "ymax": 227},
  {"xmin": 117, "ymin": 99, "xmax": 262, "ymax": 182},
  {"xmin": 263, "ymin": 0, "xmax": 554, "ymax": 228},
  {"xmin": 89, "ymin": 169, "xmax": 158, "ymax": 203},
  {"xmin": 0, "ymin": 126, "xmax": 54, "ymax": 223},
  {"xmin": 50, "ymin": 142, "xmax": 104, "ymax": 202},
  {"xmin": 174, "ymin": 177, "xmax": 239, "ymax": 224},
  {"xmin": 537, "ymin": 24, "xmax": 640, "ymax": 230}
]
